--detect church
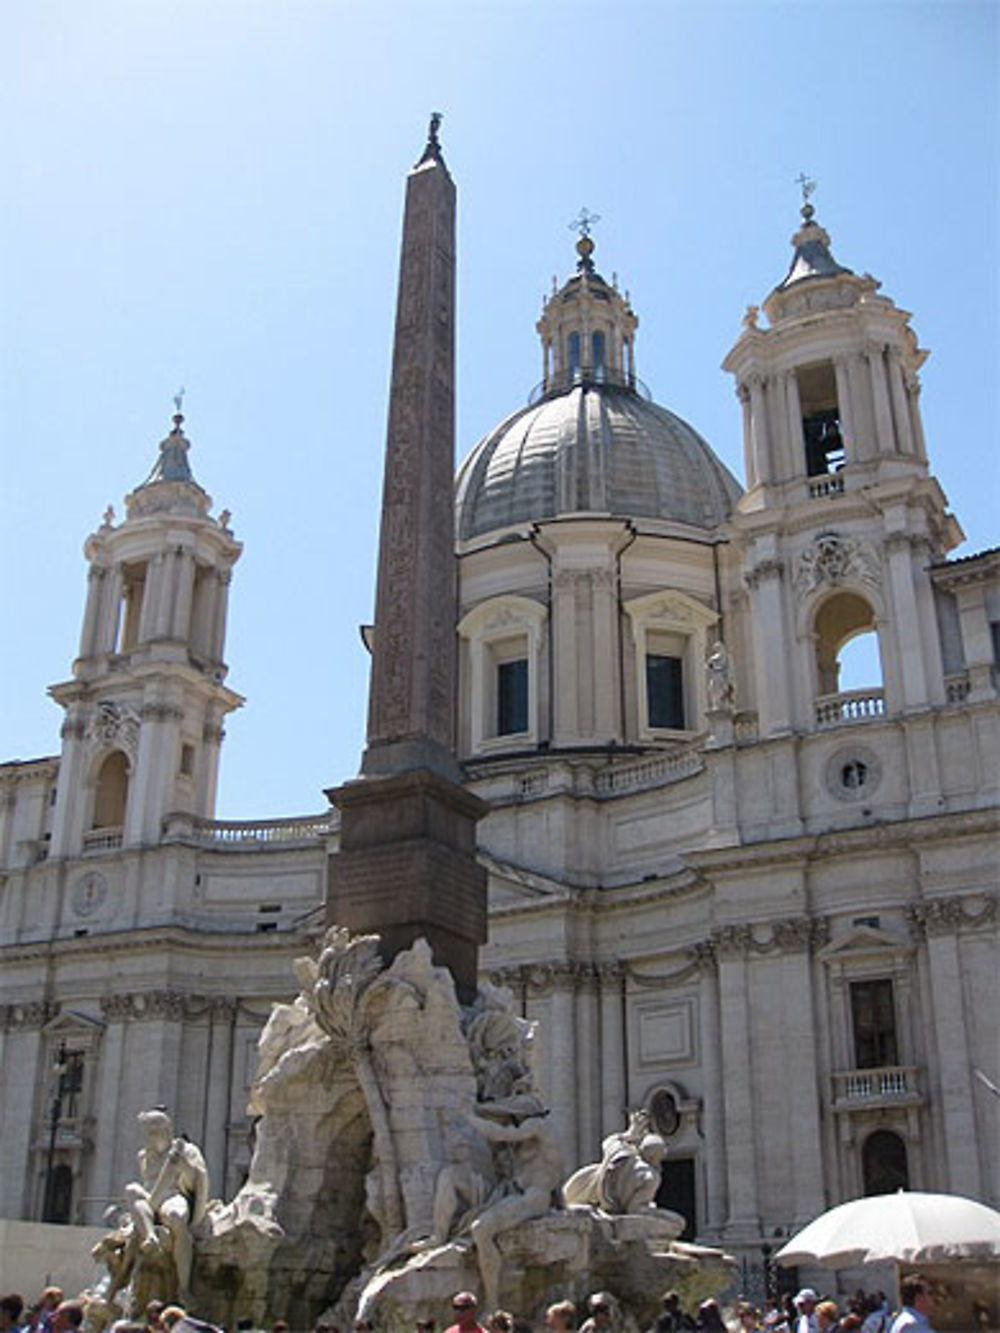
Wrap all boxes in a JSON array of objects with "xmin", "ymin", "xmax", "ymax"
[{"xmin": 1, "ymin": 138, "xmax": 997, "ymax": 1291}]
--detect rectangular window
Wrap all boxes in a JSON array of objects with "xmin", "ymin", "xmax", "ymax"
[
  {"xmin": 850, "ymin": 978, "xmax": 899, "ymax": 1069},
  {"xmin": 497, "ymin": 658, "xmax": 528, "ymax": 735},
  {"xmin": 179, "ymin": 743, "xmax": 195, "ymax": 777},
  {"xmin": 646, "ymin": 654, "xmax": 685, "ymax": 730}
]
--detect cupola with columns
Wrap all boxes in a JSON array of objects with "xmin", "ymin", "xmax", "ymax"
[
  {"xmin": 48, "ymin": 407, "xmax": 243, "ymax": 856},
  {"xmin": 535, "ymin": 210, "xmax": 639, "ymax": 396}
]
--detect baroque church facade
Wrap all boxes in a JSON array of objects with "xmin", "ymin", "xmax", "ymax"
[{"xmin": 1, "ymin": 190, "xmax": 997, "ymax": 1280}]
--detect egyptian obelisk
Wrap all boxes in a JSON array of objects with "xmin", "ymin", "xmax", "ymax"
[{"xmin": 326, "ymin": 118, "xmax": 488, "ymax": 1000}]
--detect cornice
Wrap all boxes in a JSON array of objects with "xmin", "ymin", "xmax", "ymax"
[
  {"xmin": 0, "ymin": 922, "xmax": 315, "ymax": 967},
  {"xmin": 688, "ymin": 807, "xmax": 999, "ymax": 874}
]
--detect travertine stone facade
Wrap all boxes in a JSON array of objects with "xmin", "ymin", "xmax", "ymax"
[{"xmin": 0, "ymin": 190, "xmax": 996, "ymax": 1301}]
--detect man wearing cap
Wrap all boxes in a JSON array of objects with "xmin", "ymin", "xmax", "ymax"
[
  {"xmin": 445, "ymin": 1294, "xmax": 487, "ymax": 1333},
  {"xmin": 794, "ymin": 1291, "xmax": 818, "ymax": 1333}
]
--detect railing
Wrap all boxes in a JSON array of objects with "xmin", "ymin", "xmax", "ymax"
[
  {"xmin": 815, "ymin": 688, "xmax": 886, "ymax": 728},
  {"xmin": 162, "ymin": 812, "xmax": 338, "ymax": 847},
  {"xmin": 82, "ymin": 827, "xmax": 123, "ymax": 854},
  {"xmin": 832, "ymin": 1065, "xmax": 921, "ymax": 1109},
  {"xmin": 944, "ymin": 671, "xmax": 970, "ymax": 704},
  {"xmin": 527, "ymin": 367, "xmax": 653, "ymax": 405},
  {"xmin": 808, "ymin": 475, "xmax": 845, "ymax": 499},
  {"xmin": 594, "ymin": 748, "xmax": 703, "ymax": 795}
]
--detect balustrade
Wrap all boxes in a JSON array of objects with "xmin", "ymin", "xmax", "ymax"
[
  {"xmin": 832, "ymin": 1064, "xmax": 921, "ymax": 1109},
  {"xmin": 815, "ymin": 688, "xmax": 885, "ymax": 727}
]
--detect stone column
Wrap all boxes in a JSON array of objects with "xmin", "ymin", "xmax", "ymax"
[
  {"xmin": 695, "ymin": 946, "xmax": 727, "ymax": 1237},
  {"xmin": 79, "ymin": 566, "xmax": 107, "ymax": 658},
  {"xmin": 887, "ymin": 350, "xmax": 916, "ymax": 455},
  {"xmin": 783, "ymin": 370, "xmax": 804, "ymax": 480},
  {"xmin": 748, "ymin": 374, "xmax": 772, "ymax": 485},
  {"xmin": 591, "ymin": 568, "xmax": 619, "ymax": 741},
  {"xmin": 50, "ymin": 712, "xmax": 88, "ymax": 858},
  {"xmin": 552, "ymin": 569, "xmax": 581, "ymax": 745},
  {"xmin": 847, "ymin": 352, "xmax": 875, "ymax": 460},
  {"xmin": 715, "ymin": 928, "xmax": 761, "ymax": 1238},
  {"xmin": 92, "ymin": 1002, "xmax": 128, "ymax": 1219},
  {"xmin": 137, "ymin": 552, "xmax": 164, "ymax": 643},
  {"xmin": 599, "ymin": 963, "xmax": 626, "ymax": 1139},
  {"xmin": 549, "ymin": 965, "xmax": 579, "ymax": 1168},
  {"xmin": 737, "ymin": 384, "xmax": 756, "ymax": 488},
  {"xmin": 99, "ymin": 564, "xmax": 124, "ymax": 654},
  {"xmin": 867, "ymin": 342, "xmax": 896, "ymax": 454},
  {"xmin": 915, "ymin": 901, "xmax": 982, "ymax": 1197},
  {"xmin": 574, "ymin": 965, "xmax": 601, "ymax": 1163},
  {"xmin": 203, "ymin": 1000, "xmax": 236, "ymax": 1192},
  {"xmin": 904, "ymin": 370, "xmax": 928, "ymax": 462},
  {"xmin": 0, "ymin": 1007, "xmax": 50, "ymax": 1218},
  {"xmin": 745, "ymin": 559, "xmax": 791, "ymax": 735},
  {"xmin": 833, "ymin": 357, "xmax": 856, "ymax": 460},
  {"xmin": 777, "ymin": 920, "xmax": 826, "ymax": 1226},
  {"xmin": 170, "ymin": 548, "xmax": 196, "ymax": 641},
  {"xmin": 884, "ymin": 530, "xmax": 930, "ymax": 709},
  {"xmin": 152, "ymin": 550, "xmax": 175, "ymax": 639}
]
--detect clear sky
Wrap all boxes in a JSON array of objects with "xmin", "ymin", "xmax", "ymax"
[{"xmin": 3, "ymin": 0, "xmax": 997, "ymax": 819}]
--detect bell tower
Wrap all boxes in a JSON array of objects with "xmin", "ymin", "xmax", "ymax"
[
  {"xmin": 723, "ymin": 188, "xmax": 962, "ymax": 738},
  {"xmin": 48, "ymin": 408, "xmax": 243, "ymax": 857}
]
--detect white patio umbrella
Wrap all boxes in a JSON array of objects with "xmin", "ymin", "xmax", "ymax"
[{"xmin": 776, "ymin": 1191, "xmax": 1000, "ymax": 1268}]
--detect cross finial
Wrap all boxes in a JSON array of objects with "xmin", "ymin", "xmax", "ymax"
[
  {"xmin": 795, "ymin": 173, "xmax": 818, "ymax": 223},
  {"xmin": 569, "ymin": 207, "xmax": 601, "ymax": 239},
  {"xmin": 172, "ymin": 386, "xmax": 185, "ymax": 430}
]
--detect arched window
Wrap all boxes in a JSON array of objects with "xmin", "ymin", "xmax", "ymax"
[
  {"xmin": 592, "ymin": 330, "xmax": 606, "ymax": 380},
  {"xmin": 568, "ymin": 332, "xmax": 582, "ymax": 382},
  {"xmin": 814, "ymin": 592, "xmax": 882, "ymax": 696},
  {"xmin": 92, "ymin": 751, "xmax": 129, "ymax": 829},
  {"xmin": 862, "ymin": 1129, "xmax": 909, "ymax": 1196}
]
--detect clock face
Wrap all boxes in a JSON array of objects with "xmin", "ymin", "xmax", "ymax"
[{"xmin": 72, "ymin": 871, "xmax": 108, "ymax": 917}]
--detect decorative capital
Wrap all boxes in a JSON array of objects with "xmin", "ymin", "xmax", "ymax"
[
  {"xmin": 908, "ymin": 893, "xmax": 996, "ymax": 939},
  {"xmin": 100, "ymin": 989, "xmax": 189, "ymax": 1022},
  {"xmin": 713, "ymin": 923, "xmax": 754, "ymax": 960},
  {"xmin": 139, "ymin": 703, "xmax": 185, "ymax": 724},
  {"xmin": 3, "ymin": 1000, "xmax": 57, "ymax": 1031},
  {"xmin": 744, "ymin": 558, "xmax": 784, "ymax": 591}
]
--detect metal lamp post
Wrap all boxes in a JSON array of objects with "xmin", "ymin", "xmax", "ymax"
[{"xmin": 42, "ymin": 1040, "xmax": 68, "ymax": 1222}]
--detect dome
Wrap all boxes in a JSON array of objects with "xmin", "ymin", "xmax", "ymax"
[{"xmin": 456, "ymin": 381, "xmax": 742, "ymax": 540}]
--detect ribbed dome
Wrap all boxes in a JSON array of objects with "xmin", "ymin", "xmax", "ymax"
[{"xmin": 456, "ymin": 382, "xmax": 742, "ymax": 540}]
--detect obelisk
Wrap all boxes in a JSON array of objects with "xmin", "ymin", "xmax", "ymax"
[{"xmin": 326, "ymin": 118, "xmax": 488, "ymax": 1000}]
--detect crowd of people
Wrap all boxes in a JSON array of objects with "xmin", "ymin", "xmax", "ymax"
[{"xmin": 0, "ymin": 1278, "xmax": 951, "ymax": 1333}]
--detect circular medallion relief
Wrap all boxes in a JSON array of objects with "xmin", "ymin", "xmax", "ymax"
[
  {"xmin": 72, "ymin": 871, "xmax": 108, "ymax": 917},
  {"xmin": 824, "ymin": 744, "xmax": 882, "ymax": 803}
]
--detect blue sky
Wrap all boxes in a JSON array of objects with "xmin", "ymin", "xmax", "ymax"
[{"xmin": 3, "ymin": 0, "xmax": 997, "ymax": 818}]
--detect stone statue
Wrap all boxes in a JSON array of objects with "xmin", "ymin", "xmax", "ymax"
[
  {"xmin": 467, "ymin": 1092, "xmax": 564, "ymax": 1312},
  {"xmin": 563, "ymin": 1109, "xmax": 668, "ymax": 1214},
  {"xmin": 93, "ymin": 1108, "xmax": 210, "ymax": 1314},
  {"xmin": 705, "ymin": 641, "xmax": 735, "ymax": 713}
]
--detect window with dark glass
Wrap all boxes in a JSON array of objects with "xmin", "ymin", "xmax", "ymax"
[
  {"xmin": 568, "ymin": 332, "xmax": 582, "ymax": 383},
  {"xmin": 850, "ymin": 978, "xmax": 898, "ymax": 1068},
  {"xmin": 497, "ymin": 658, "xmax": 528, "ymax": 735},
  {"xmin": 646, "ymin": 654, "xmax": 685, "ymax": 730},
  {"xmin": 592, "ymin": 330, "xmax": 606, "ymax": 380}
]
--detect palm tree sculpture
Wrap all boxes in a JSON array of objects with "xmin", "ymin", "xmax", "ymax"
[{"xmin": 308, "ymin": 927, "xmax": 406, "ymax": 1238}]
